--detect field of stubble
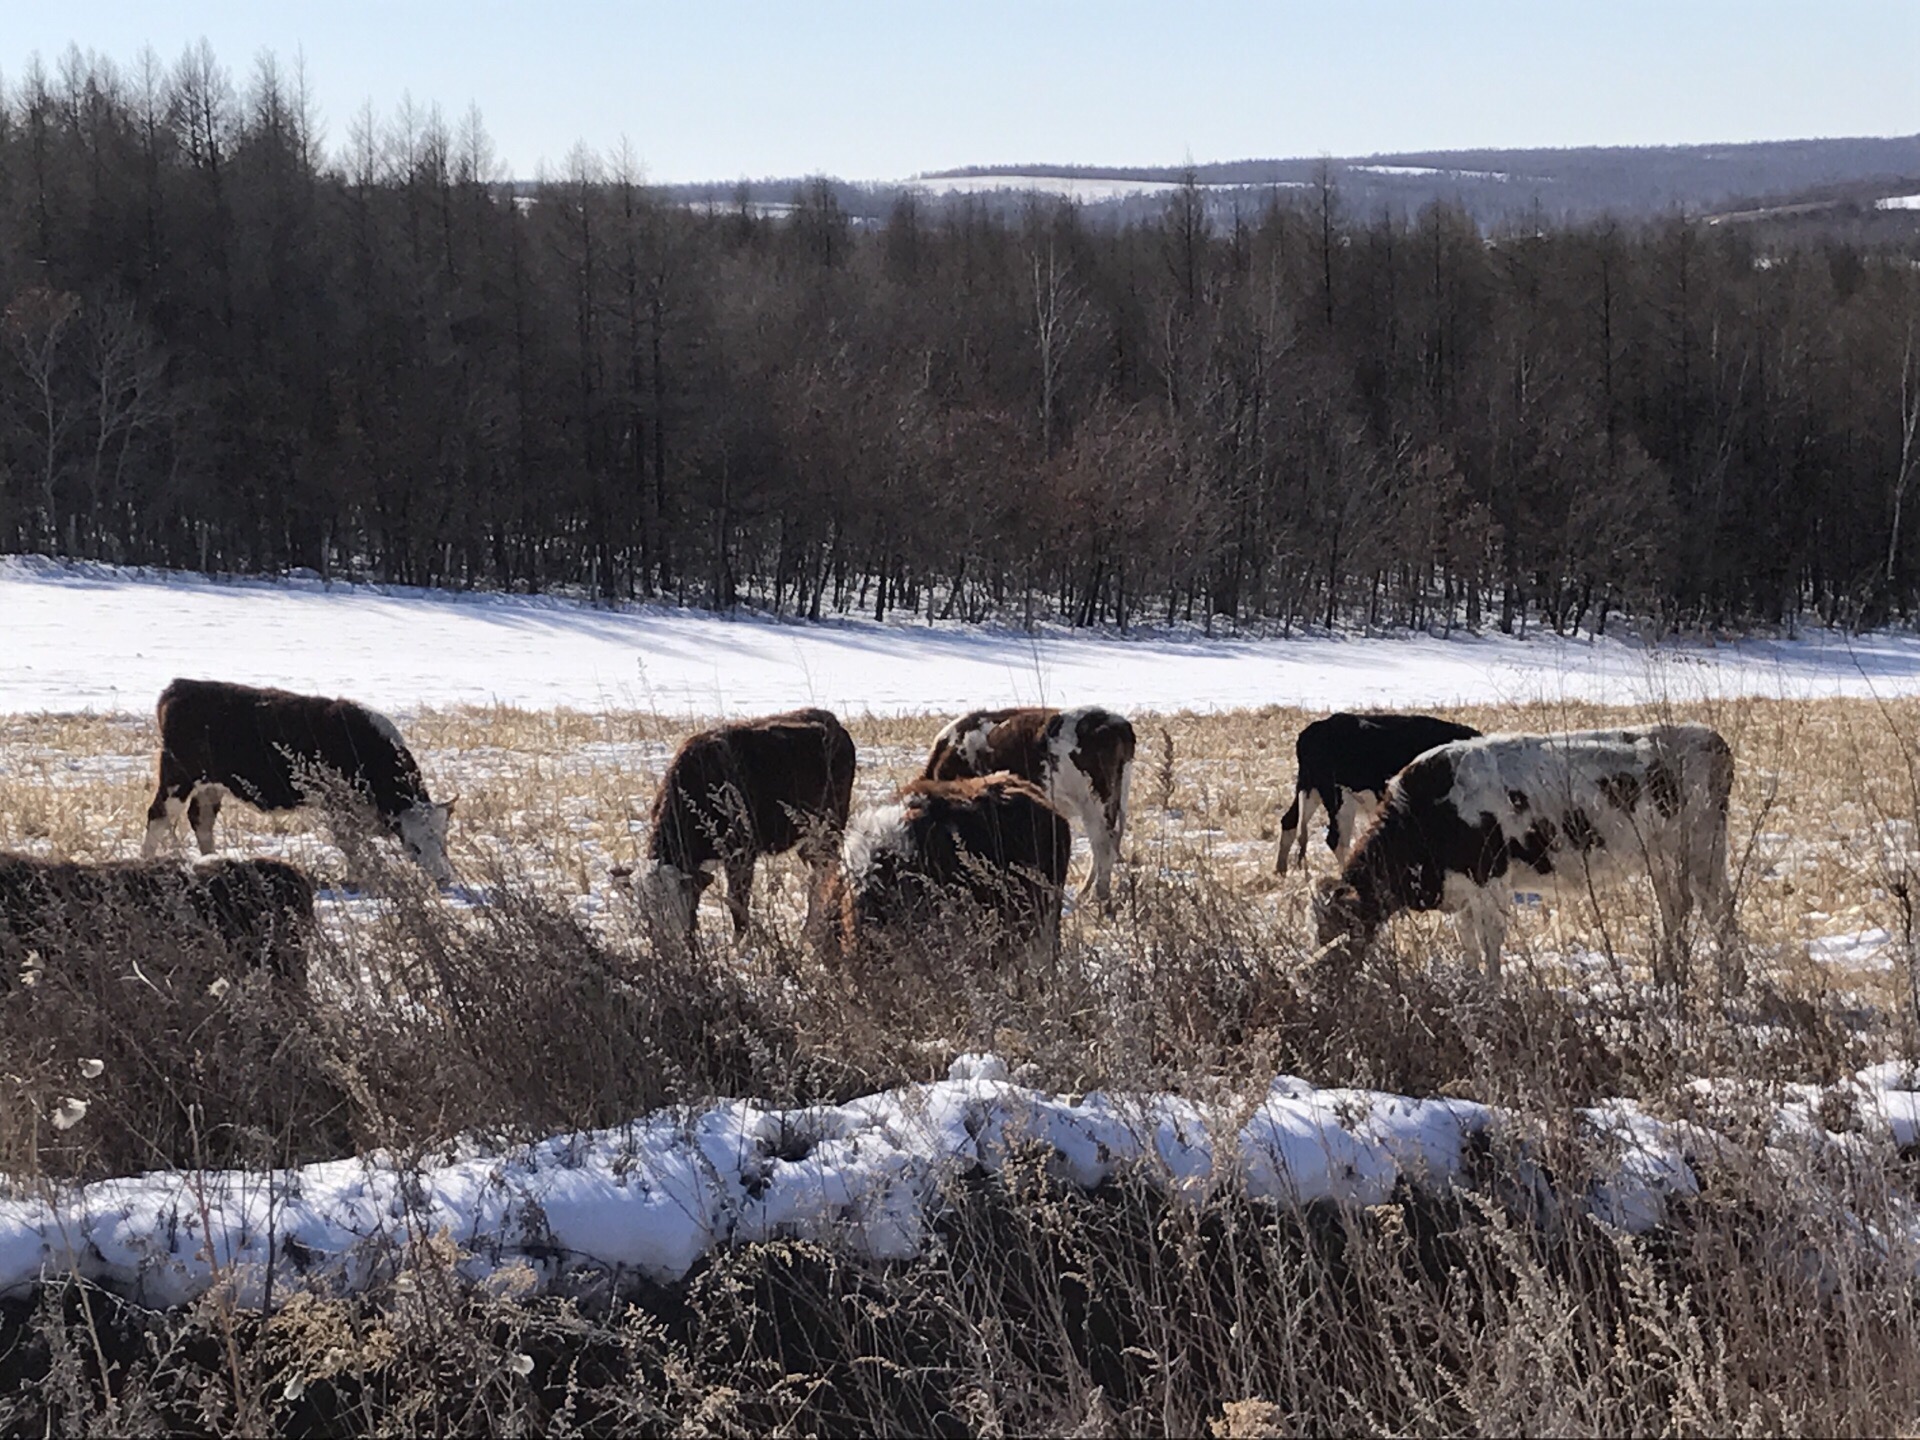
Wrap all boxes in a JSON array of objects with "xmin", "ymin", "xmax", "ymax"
[
  {"xmin": 4, "ymin": 695, "xmax": 1920, "ymax": 1435},
  {"xmin": 4, "ymin": 694, "xmax": 1915, "ymax": 995}
]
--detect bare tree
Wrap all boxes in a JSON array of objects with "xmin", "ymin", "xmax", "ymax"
[
  {"xmin": 3, "ymin": 287, "xmax": 82, "ymax": 549},
  {"xmin": 82, "ymin": 295, "xmax": 170, "ymax": 557},
  {"xmin": 1027, "ymin": 226, "xmax": 1086, "ymax": 458},
  {"xmin": 1889, "ymin": 322, "xmax": 1920, "ymax": 592}
]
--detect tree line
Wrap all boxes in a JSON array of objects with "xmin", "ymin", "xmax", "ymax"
[{"xmin": 3, "ymin": 44, "xmax": 1919, "ymax": 634}]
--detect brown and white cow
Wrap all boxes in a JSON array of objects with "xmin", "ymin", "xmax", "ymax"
[
  {"xmin": 922, "ymin": 706, "xmax": 1135, "ymax": 905},
  {"xmin": 1312, "ymin": 724, "xmax": 1734, "ymax": 984},
  {"xmin": 0, "ymin": 853, "xmax": 317, "ymax": 989},
  {"xmin": 142, "ymin": 679, "xmax": 456, "ymax": 882},
  {"xmin": 824, "ymin": 773, "xmax": 1072, "ymax": 965},
  {"xmin": 641, "ymin": 707, "xmax": 856, "ymax": 945},
  {"xmin": 1277, "ymin": 711, "xmax": 1482, "ymax": 873}
]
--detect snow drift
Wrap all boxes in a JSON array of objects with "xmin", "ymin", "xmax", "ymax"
[{"xmin": 4, "ymin": 1053, "xmax": 1916, "ymax": 1312}]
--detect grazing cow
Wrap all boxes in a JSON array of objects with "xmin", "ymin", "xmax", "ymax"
[
  {"xmin": 0, "ymin": 854, "xmax": 316, "ymax": 988},
  {"xmin": 1312, "ymin": 724, "xmax": 1734, "ymax": 984},
  {"xmin": 142, "ymin": 679, "xmax": 456, "ymax": 882},
  {"xmin": 1277, "ymin": 712, "xmax": 1482, "ymax": 874},
  {"xmin": 826, "ymin": 773, "xmax": 1072, "ymax": 964},
  {"xmin": 642, "ymin": 708, "xmax": 856, "ymax": 944},
  {"xmin": 922, "ymin": 706, "xmax": 1135, "ymax": 904}
]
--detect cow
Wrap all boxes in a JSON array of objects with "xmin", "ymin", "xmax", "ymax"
[
  {"xmin": 141, "ymin": 679, "xmax": 456, "ymax": 883},
  {"xmin": 922, "ymin": 706, "xmax": 1135, "ymax": 906},
  {"xmin": 1277, "ymin": 712, "xmax": 1482, "ymax": 874},
  {"xmin": 1311, "ymin": 724, "xmax": 1735, "ymax": 985},
  {"xmin": 824, "ymin": 773, "xmax": 1072, "ymax": 966},
  {"xmin": 0, "ymin": 854, "xmax": 316, "ymax": 989},
  {"xmin": 640, "ymin": 708, "xmax": 856, "ymax": 946}
]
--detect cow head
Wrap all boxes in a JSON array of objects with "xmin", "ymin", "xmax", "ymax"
[
  {"xmin": 1311, "ymin": 876, "xmax": 1377, "ymax": 957},
  {"xmin": 636, "ymin": 861, "xmax": 701, "ymax": 947},
  {"xmin": 396, "ymin": 797, "xmax": 457, "ymax": 883}
]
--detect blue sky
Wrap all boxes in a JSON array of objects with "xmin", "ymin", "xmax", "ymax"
[{"xmin": 7, "ymin": 2, "xmax": 1916, "ymax": 182}]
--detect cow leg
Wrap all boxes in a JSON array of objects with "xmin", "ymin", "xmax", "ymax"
[
  {"xmin": 1652, "ymin": 866, "xmax": 1693, "ymax": 991},
  {"xmin": 143, "ymin": 784, "xmax": 190, "ymax": 857},
  {"xmin": 1346, "ymin": 790, "xmax": 1384, "ymax": 852},
  {"xmin": 1326, "ymin": 787, "xmax": 1355, "ymax": 858},
  {"xmin": 1702, "ymin": 845, "xmax": 1742, "ymax": 995},
  {"xmin": 187, "ymin": 786, "xmax": 223, "ymax": 855},
  {"xmin": 722, "ymin": 854, "xmax": 755, "ymax": 937},
  {"xmin": 1451, "ymin": 895, "xmax": 1507, "ymax": 984},
  {"xmin": 1278, "ymin": 787, "xmax": 1317, "ymax": 875},
  {"xmin": 1022, "ymin": 879, "xmax": 1065, "ymax": 971}
]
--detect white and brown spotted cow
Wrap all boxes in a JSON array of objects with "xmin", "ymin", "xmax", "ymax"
[
  {"xmin": 142, "ymin": 679, "xmax": 456, "ymax": 882},
  {"xmin": 922, "ymin": 706, "xmax": 1134, "ymax": 905},
  {"xmin": 641, "ymin": 708, "xmax": 857, "ymax": 946},
  {"xmin": 823, "ymin": 773, "xmax": 1073, "ymax": 967},
  {"xmin": 1312, "ymin": 724, "xmax": 1735, "ymax": 985}
]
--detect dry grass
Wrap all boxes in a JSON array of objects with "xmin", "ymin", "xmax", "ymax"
[
  {"xmin": 4, "ymin": 694, "xmax": 1920, "ymax": 1432},
  {"xmin": 11, "ymin": 694, "xmax": 1919, "ymax": 989}
]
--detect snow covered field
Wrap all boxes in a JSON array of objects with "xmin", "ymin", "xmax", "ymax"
[{"xmin": 6, "ymin": 556, "xmax": 1920, "ymax": 719}]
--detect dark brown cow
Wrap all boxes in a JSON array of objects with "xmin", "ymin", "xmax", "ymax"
[
  {"xmin": 641, "ymin": 707, "xmax": 856, "ymax": 944},
  {"xmin": 825, "ymin": 773, "xmax": 1072, "ymax": 965},
  {"xmin": 0, "ymin": 854, "xmax": 316, "ymax": 989},
  {"xmin": 1311, "ymin": 724, "xmax": 1735, "ymax": 984},
  {"xmin": 922, "ymin": 706, "xmax": 1135, "ymax": 904},
  {"xmin": 142, "ymin": 679, "xmax": 455, "ymax": 882}
]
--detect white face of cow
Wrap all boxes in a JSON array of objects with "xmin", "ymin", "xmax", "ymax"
[
  {"xmin": 397, "ymin": 799, "xmax": 456, "ymax": 883},
  {"xmin": 841, "ymin": 803, "xmax": 911, "ymax": 886},
  {"xmin": 637, "ymin": 862, "xmax": 700, "ymax": 939}
]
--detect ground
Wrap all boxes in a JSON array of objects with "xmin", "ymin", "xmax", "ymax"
[{"xmin": 6, "ymin": 695, "xmax": 1914, "ymax": 1004}]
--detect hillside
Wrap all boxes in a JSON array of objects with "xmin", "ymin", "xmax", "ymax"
[{"xmin": 654, "ymin": 133, "xmax": 1920, "ymax": 228}]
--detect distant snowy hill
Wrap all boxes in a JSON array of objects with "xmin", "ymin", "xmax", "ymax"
[
  {"xmin": 654, "ymin": 134, "xmax": 1920, "ymax": 230},
  {"xmin": 6, "ymin": 558, "xmax": 1920, "ymax": 718}
]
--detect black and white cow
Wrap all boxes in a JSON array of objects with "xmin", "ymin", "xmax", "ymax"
[
  {"xmin": 923, "ymin": 706, "xmax": 1135, "ymax": 905},
  {"xmin": 142, "ymin": 679, "xmax": 456, "ymax": 882},
  {"xmin": 826, "ymin": 773, "xmax": 1073, "ymax": 964},
  {"xmin": 641, "ymin": 708, "xmax": 857, "ymax": 944},
  {"xmin": 0, "ymin": 853, "xmax": 317, "ymax": 988},
  {"xmin": 1277, "ymin": 712, "xmax": 1482, "ymax": 874},
  {"xmin": 1312, "ymin": 724, "xmax": 1734, "ymax": 983}
]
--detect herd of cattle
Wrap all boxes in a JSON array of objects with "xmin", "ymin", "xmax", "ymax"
[{"xmin": 0, "ymin": 678, "xmax": 1741, "ymax": 987}]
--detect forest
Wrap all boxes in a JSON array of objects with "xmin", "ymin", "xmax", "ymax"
[{"xmin": 3, "ymin": 44, "xmax": 1919, "ymax": 634}]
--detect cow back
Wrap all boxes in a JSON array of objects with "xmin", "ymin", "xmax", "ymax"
[
  {"xmin": 841, "ymin": 774, "xmax": 1070, "ymax": 947},
  {"xmin": 157, "ymin": 678, "xmax": 431, "ymax": 818},
  {"xmin": 1298, "ymin": 712, "xmax": 1482, "ymax": 796},
  {"xmin": 0, "ymin": 854, "xmax": 315, "ymax": 986},
  {"xmin": 923, "ymin": 708, "xmax": 1057, "ymax": 784},
  {"xmin": 650, "ymin": 710, "xmax": 856, "ymax": 870}
]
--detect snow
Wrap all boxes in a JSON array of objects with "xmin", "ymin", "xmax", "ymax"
[
  {"xmin": 1808, "ymin": 928, "xmax": 1897, "ymax": 970},
  {"xmin": 1877, "ymin": 194, "xmax": 1920, "ymax": 211},
  {"xmin": 1351, "ymin": 164, "xmax": 1511, "ymax": 181},
  {"xmin": 904, "ymin": 174, "xmax": 1304, "ymax": 201},
  {"xmin": 7, "ymin": 556, "xmax": 1920, "ymax": 720},
  {"xmin": 4, "ymin": 1054, "xmax": 1914, "ymax": 1311}
]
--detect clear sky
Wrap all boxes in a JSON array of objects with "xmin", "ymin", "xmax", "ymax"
[{"xmin": 6, "ymin": 2, "xmax": 1916, "ymax": 183}]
